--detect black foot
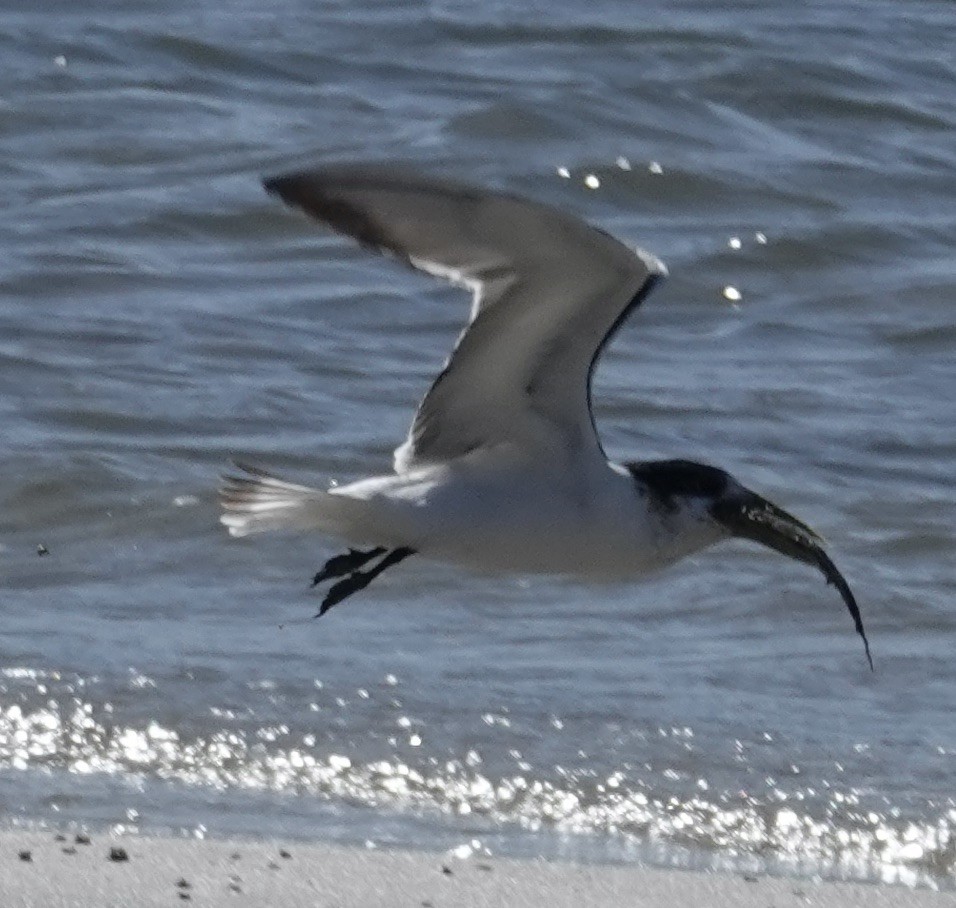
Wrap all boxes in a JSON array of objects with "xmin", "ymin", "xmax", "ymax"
[
  {"xmin": 317, "ymin": 547, "xmax": 415, "ymax": 617},
  {"xmin": 311, "ymin": 547, "xmax": 386, "ymax": 587}
]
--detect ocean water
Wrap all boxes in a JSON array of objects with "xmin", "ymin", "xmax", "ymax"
[{"xmin": 2, "ymin": 0, "xmax": 955, "ymax": 889}]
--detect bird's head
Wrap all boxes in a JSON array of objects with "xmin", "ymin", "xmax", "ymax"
[{"xmin": 626, "ymin": 459, "xmax": 872, "ymax": 669}]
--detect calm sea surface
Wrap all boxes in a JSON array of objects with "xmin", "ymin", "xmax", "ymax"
[{"xmin": 2, "ymin": 0, "xmax": 954, "ymax": 888}]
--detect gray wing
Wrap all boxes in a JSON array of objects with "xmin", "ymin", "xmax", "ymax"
[{"xmin": 263, "ymin": 165, "xmax": 666, "ymax": 473}]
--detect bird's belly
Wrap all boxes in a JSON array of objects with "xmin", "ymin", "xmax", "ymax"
[
  {"xmin": 333, "ymin": 455, "xmax": 721, "ymax": 579},
  {"xmin": 425, "ymin": 520, "xmax": 657, "ymax": 577},
  {"xmin": 407, "ymin": 478, "xmax": 674, "ymax": 578}
]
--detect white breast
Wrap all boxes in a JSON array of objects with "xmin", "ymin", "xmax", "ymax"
[{"xmin": 328, "ymin": 449, "xmax": 725, "ymax": 579}]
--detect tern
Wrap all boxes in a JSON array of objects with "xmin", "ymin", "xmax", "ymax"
[{"xmin": 220, "ymin": 165, "xmax": 872, "ymax": 669}]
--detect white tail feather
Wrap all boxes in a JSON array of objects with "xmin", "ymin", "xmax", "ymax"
[{"xmin": 219, "ymin": 462, "xmax": 339, "ymax": 538}]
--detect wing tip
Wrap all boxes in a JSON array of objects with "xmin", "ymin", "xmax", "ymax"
[
  {"xmin": 635, "ymin": 247, "xmax": 668, "ymax": 277},
  {"xmin": 263, "ymin": 164, "xmax": 395, "ymax": 202},
  {"xmin": 263, "ymin": 172, "xmax": 308, "ymax": 205}
]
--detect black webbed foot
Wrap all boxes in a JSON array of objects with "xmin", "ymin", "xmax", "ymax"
[
  {"xmin": 316, "ymin": 547, "xmax": 415, "ymax": 617},
  {"xmin": 311, "ymin": 547, "xmax": 386, "ymax": 587}
]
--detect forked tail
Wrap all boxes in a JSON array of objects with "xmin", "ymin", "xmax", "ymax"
[{"xmin": 219, "ymin": 461, "xmax": 339, "ymax": 538}]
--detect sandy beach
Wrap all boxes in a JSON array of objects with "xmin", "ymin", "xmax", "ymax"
[{"xmin": 2, "ymin": 830, "xmax": 950, "ymax": 908}]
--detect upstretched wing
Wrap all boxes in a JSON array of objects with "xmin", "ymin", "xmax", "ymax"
[{"xmin": 264, "ymin": 165, "xmax": 666, "ymax": 473}]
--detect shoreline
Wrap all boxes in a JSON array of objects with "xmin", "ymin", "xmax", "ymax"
[{"xmin": 2, "ymin": 830, "xmax": 950, "ymax": 907}]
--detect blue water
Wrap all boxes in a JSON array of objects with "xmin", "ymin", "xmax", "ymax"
[{"xmin": 1, "ymin": 0, "xmax": 954, "ymax": 889}]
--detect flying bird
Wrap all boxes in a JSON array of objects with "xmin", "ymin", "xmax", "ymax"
[{"xmin": 220, "ymin": 165, "xmax": 872, "ymax": 669}]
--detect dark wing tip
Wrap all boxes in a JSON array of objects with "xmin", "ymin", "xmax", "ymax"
[
  {"xmin": 262, "ymin": 172, "xmax": 322, "ymax": 211},
  {"xmin": 262, "ymin": 170, "xmax": 400, "ymax": 255},
  {"xmin": 262, "ymin": 165, "xmax": 401, "ymax": 204},
  {"xmin": 263, "ymin": 172, "xmax": 305, "ymax": 201}
]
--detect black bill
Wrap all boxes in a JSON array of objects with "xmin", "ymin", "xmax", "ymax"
[{"xmin": 711, "ymin": 491, "xmax": 872, "ymax": 671}]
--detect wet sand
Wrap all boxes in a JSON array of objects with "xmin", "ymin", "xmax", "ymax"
[{"xmin": 1, "ymin": 830, "xmax": 950, "ymax": 907}]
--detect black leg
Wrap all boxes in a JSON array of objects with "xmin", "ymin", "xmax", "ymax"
[
  {"xmin": 316, "ymin": 547, "xmax": 416, "ymax": 617},
  {"xmin": 311, "ymin": 547, "xmax": 386, "ymax": 587}
]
